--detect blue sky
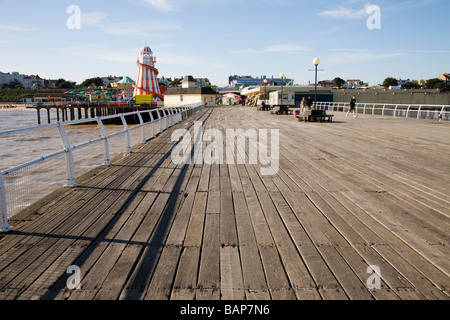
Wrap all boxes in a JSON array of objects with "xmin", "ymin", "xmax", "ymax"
[{"xmin": 0, "ymin": 0, "xmax": 448, "ymax": 87}]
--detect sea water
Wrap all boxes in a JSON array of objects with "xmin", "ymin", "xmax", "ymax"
[{"xmin": 0, "ymin": 108, "xmax": 129, "ymax": 218}]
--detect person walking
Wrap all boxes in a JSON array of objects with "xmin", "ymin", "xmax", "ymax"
[
  {"xmin": 346, "ymin": 95, "xmax": 357, "ymax": 118},
  {"xmin": 301, "ymin": 97, "xmax": 307, "ymax": 114},
  {"xmin": 307, "ymin": 97, "xmax": 313, "ymax": 110}
]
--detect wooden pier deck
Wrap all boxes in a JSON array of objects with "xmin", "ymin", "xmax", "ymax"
[{"xmin": 0, "ymin": 107, "xmax": 449, "ymax": 300}]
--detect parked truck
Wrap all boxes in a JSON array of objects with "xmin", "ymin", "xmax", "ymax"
[
  {"xmin": 128, "ymin": 95, "xmax": 154, "ymax": 105},
  {"xmin": 268, "ymin": 90, "xmax": 295, "ymax": 107}
]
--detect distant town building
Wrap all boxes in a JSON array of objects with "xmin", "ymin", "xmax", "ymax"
[
  {"xmin": 438, "ymin": 73, "xmax": 450, "ymax": 82},
  {"xmin": 182, "ymin": 75, "xmax": 197, "ymax": 88},
  {"xmin": 0, "ymin": 71, "xmax": 26, "ymax": 86},
  {"xmin": 318, "ymin": 80, "xmax": 334, "ymax": 87},
  {"xmin": 345, "ymin": 79, "xmax": 368, "ymax": 89},
  {"xmin": 164, "ymin": 75, "xmax": 218, "ymax": 107},
  {"xmin": 396, "ymin": 79, "xmax": 411, "ymax": 87},
  {"xmin": 412, "ymin": 79, "xmax": 426, "ymax": 86},
  {"xmin": 33, "ymin": 93, "xmax": 69, "ymax": 103},
  {"xmin": 23, "ymin": 75, "xmax": 45, "ymax": 89},
  {"xmin": 196, "ymin": 78, "xmax": 211, "ymax": 87},
  {"xmin": 229, "ymin": 75, "xmax": 294, "ymax": 88},
  {"xmin": 101, "ymin": 76, "xmax": 123, "ymax": 87}
]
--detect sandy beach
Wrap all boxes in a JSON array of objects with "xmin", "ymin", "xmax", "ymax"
[{"xmin": 0, "ymin": 103, "xmax": 31, "ymax": 110}]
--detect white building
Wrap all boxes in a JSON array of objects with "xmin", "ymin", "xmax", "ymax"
[
  {"xmin": 102, "ymin": 76, "xmax": 123, "ymax": 87},
  {"xmin": 23, "ymin": 75, "xmax": 45, "ymax": 89},
  {"xmin": 164, "ymin": 75, "xmax": 217, "ymax": 107},
  {"xmin": 0, "ymin": 71, "xmax": 26, "ymax": 86}
]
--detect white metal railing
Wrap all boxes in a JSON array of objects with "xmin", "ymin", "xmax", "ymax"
[
  {"xmin": 0, "ymin": 103, "xmax": 204, "ymax": 231},
  {"xmin": 314, "ymin": 102, "xmax": 449, "ymax": 121}
]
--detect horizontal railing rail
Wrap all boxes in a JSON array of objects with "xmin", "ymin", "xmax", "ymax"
[
  {"xmin": 314, "ymin": 102, "xmax": 449, "ymax": 121},
  {"xmin": 0, "ymin": 103, "xmax": 204, "ymax": 232}
]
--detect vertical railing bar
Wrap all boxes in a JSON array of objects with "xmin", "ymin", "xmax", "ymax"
[
  {"xmin": 0, "ymin": 174, "xmax": 12, "ymax": 232},
  {"xmin": 57, "ymin": 123, "xmax": 77, "ymax": 187},
  {"xmin": 120, "ymin": 114, "xmax": 131, "ymax": 153},
  {"xmin": 137, "ymin": 111, "xmax": 146, "ymax": 143},
  {"xmin": 149, "ymin": 110, "xmax": 156, "ymax": 137},
  {"xmin": 96, "ymin": 117, "xmax": 111, "ymax": 166}
]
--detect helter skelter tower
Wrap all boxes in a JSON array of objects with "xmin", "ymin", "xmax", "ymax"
[{"xmin": 133, "ymin": 43, "xmax": 163, "ymax": 100}]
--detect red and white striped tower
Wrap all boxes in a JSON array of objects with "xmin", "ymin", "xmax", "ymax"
[{"xmin": 133, "ymin": 44, "xmax": 163, "ymax": 100}]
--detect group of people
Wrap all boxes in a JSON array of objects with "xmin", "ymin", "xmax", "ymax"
[
  {"xmin": 300, "ymin": 97, "xmax": 313, "ymax": 114},
  {"xmin": 299, "ymin": 95, "xmax": 358, "ymax": 119}
]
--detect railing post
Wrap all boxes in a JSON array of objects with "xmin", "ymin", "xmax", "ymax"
[
  {"xmin": 439, "ymin": 106, "xmax": 445, "ymax": 121},
  {"xmin": 417, "ymin": 106, "xmax": 422, "ymax": 119},
  {"xmin": 163, "ymin": 109, "xmax": 168, "ymax": 130},
  {"xmin": 120, "ymin": 115, "xmax": 131, "ymax": 153},
  {"xmin": 176, "ymin": 107, "xmax": 181, "ymax": 123},
  {"xmin": 137, "ymin": 111, "xmax": 146, "ymax": 143},
  {"xmin": 158, "ymin": 109, "xmax": 163, "ymax": 133},
  {"xmin": 393, "ymin": 105, "xmax": 398, "ymax": 117},
  {"xmin": 0, "ymin": 174, "xmax": 12, "ymax": 232},
  {"xmin": 406, "ymin": 105, "xmax": 411, "ymax": 118},
  {"xmin": 372, "ymin": 104, "xmax": 375, "ymax": 115},
  {"xmin": 382, "ymin": 104, "xmax": 386, "ymax": 116},
  {"xmin": 149, "ymin": 111, "xmax": 156, "ymax": 137},
  {"xmin": 97, "ymin": 117, "xmax": 111, "ymax": 166},
  {"xmin": 168, "ymin": 108, "xmax": 173, "ymax": 126},
  {"xmin": 57, "ymin": 123, "xmax": 77, "ymax": 188}
]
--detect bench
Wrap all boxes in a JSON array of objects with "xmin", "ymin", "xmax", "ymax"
[
  {"xmin": 270, "ymin": 105, "xmax": 292, "ymax": 115},
  {"xmin": 296, "ymin": 110, "xmax": 334, "ymax": 122}
]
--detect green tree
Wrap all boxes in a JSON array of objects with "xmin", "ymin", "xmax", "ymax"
[
  {"xmin": 402, "ymin": 81, "xmax": 421, "ymax": 89},
  {"xmin": 333, "ymin": 77, "xmax": 346, "ymax": 88},
  {"xmin": 80, "ymin": 77, "xmax": 104, "ymax": 88},
  {"xmin": 382, "ymin": 77, "xmax": 398, "ymax": 88},
  {"xmin": 170, "ymin": 77, "xmax": 182, "ymax": 87},
  {"xmin": 1, "ymin": 79, "xmax": 24, "ymax": 89},
  {"xmin": 425, "ymin": 78, "xmax": 445, "ymax": 90},
  {"xmin": 55, "ymin": 78, "xmax": 76, "ymax": 89}
]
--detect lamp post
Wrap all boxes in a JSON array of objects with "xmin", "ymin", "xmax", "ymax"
[
  {"xmin": 313, "ymin": 58, "xmax": 320, "ymax": 108},
  {"xmin": 263, "ymin": 79, "xmax": 268, "ymax": 105},
  {"xmin": 280, "ymin": 73, "xmax": 285, "ymax": 114}
]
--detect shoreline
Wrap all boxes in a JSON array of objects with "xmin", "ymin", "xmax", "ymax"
[{"xmin": 0, "ymin": 103, "xmax": 30, "ymax": 110}]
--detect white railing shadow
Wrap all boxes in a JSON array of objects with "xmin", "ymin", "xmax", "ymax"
[{"xmin": 0, "ymin": 103, "xmax": 204, "ymax": 232}]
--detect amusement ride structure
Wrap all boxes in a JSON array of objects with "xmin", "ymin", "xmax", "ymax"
[{"xmin": 132, "ymin": 43, "xmax": 163, "ymax": 101}]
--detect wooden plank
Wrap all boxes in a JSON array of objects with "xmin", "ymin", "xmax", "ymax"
[
  {"xmin": 184, "ymin": 192, "xmax": 207, "ymax": 247},
  {"xmin": 220, "ymin": 246, "xmax": 244, "ymax": 300},
  {"xmin": 145, "ymin": 245, "xmax": 182, "ymax": 300},
  {"xmin": 257, "ymin": 191, "xmax": 315, "ymax": 290},
  {"xmin": 197, "ymin": 213, "xmax": 220, "ymax": 290},
  {"xmin": 220, "ymin": 173, "xmax": 238, "ymax": 246},
  {"xmin": 171, "ymin": 247, "xmax": 200, "ymax": 300},
  {"xmin": 332, "ymin": 190, "xmax": 450, "ymax": 292},
  {"xmin": 233, "ymin": 191, "xmax": 268, "ymax": 293},
  {"xmin": 373, "ymin": 245, "xmax": 448, "ymax": 300},
  {"xmin": 343, "ymin": 190, "xmax": 450, "ymax": 276}
]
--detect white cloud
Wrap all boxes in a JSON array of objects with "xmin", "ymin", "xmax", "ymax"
[
  {"xmin": 74, "ymin": 10, "xmax": 182, "ymax": 38},
  {"xmin": 0, "ymin": 24, "xmax": 32, "ymax": 32},
  {"xmin": 231, "ymin": 43, "xmax": 314, "ymax": 55},
  {"xmin": 103, "ymin": 20, "xmax": 182, "ymax": 37},
  {"xmin": 81, "ymin": 12, "xmax": 109, "ymax": 27},
  {"xmin": 318, "ymin": 5, "xmax": 368, "ymax": 20},
  {"xmin": 327, "ymin": 50, "xmax": 404, "ymax": 64},
  {"xmin": 142, "ymin": 0, "xmax": 175, "ymax": 12},
  {"xmin": 264, "ymin": 44, "xmax": 314, "ymax": 53}
]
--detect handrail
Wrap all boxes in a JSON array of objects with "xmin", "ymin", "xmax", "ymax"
[
  {"xmin": 313, "ymin": 102, "xmax": 449, "ymax": 121},
  {"xmin": 0, "ymin": 103, "xmax": 204, "ymax": 231}
]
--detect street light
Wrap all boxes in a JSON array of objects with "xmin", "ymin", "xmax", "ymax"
[
  {"xmin": 263, "ymin": 79, "xmax": 268, "ymax": 104},
  {"xmin": 313, "ymin": 58, "xmax": 320, "ymax": 108},
  {"xmin": 280, "ymin": 73, "xmax": 285, "ymax": 114}
]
